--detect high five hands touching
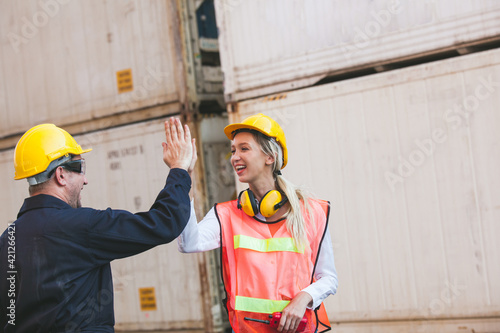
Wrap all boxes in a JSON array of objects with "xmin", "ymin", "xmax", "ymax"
[{"xmin": 162, "ymin": 118, "xmax": 197, "ymax": 173}]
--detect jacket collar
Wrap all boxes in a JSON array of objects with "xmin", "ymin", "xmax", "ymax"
[{"xmin": 18, "ymin": 194, "xmax": 72, "ymax": 218}]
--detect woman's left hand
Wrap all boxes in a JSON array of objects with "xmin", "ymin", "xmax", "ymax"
[{"xmin": 277, "ymin": 291, "xmax": 313, "ymax": 332}]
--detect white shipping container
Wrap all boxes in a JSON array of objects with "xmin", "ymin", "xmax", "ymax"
[
  {"xmin": 0, "ymin": 118, "xmax": 229, "ymax": 332},
  {"xmin": 214, "ymin": 0, "xmax": 500, "ymax": 101},
  {"xmin": 0, "ymin": 0, "xmax": 186, "ymax": 139},
  {"xmin": 229, "ymin": 49, "xmax": 500, "ymax": 332}
]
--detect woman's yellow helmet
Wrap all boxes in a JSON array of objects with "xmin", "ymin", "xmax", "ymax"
[{"xmin": 224, "ymin": 113, "xmax": 288, "ymax": 168}]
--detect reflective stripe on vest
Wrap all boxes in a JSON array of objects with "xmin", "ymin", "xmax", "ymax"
[
  {"xmin": 235, "ymin": 295, "xmax": 290, "ymax": 314},
  {"xmin": 234, "ymin": 235, "xmax": 304, "ymax": 253}
]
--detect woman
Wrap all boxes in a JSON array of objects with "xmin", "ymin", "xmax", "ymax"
[{"xmin": 179, "ymin": 113, "xmax": 337, "ymax": 333}]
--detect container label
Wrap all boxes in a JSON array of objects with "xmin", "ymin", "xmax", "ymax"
[
  {"xmin": 116, "ymin": 69, "xmax": 133, "ymax": 94},
  {"xmin": 139, "ymin": 287, "xmax": 157, "ymax": 311}
]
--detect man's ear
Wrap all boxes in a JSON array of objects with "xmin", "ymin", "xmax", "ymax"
[{"xmin": 54, "ymin": 167, "xmax": 67, "ymax": 186}]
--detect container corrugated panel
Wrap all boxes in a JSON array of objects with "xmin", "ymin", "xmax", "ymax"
[
  {"xmin": 215, "ymin": 0, "xmax": 500, "ymax": 101},
  {"xmin": 0, "ymin": 119, "xmax": 223, "ymax": 332},
  {"xmin": 229, "ymin": 49, "xmax": 500, "ymax": 331},
  {"xmin": 0, "ymin": 0, "xmax": 185, "ymax": 139}
]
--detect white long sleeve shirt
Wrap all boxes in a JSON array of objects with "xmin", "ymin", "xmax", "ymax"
[{"xmin": 178, "ymin": 201, "xmax": 338, "ymax": 309}]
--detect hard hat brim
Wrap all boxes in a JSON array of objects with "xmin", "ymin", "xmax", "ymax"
[
  {"xmin": 80, "ymin": 148, "xmax": 93, "ymax": 154},
  {"xmin": 224, "ymin": 123, "xmax": 268, "ymax": 140}
]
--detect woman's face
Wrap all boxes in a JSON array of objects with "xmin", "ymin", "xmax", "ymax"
[{"xmin": 231, "ymin": 132, "xmax": 274, "ymax": 184}]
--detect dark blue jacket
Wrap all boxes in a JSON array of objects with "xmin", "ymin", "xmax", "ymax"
[{"xmin": 0, "ymin": 168, "xmax": 191, "ymax": 333}]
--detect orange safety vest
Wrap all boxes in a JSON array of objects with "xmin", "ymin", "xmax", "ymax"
[{"xmin": 214, "ymin": 198, "xmax": 332, "ymax": 333}]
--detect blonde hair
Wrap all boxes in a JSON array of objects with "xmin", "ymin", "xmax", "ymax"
[{"xmin": 253, "ymin": 133, "xmax": 314, "ymax": 247}]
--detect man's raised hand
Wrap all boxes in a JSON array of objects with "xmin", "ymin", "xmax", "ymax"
[{"xmin": 162, "ymin": 118, "xmax": 193, "ymax": 171}]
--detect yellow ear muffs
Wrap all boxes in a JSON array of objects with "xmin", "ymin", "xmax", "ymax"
[
  {"xmin": 237, "ymin": 189, "xmax": 288, "ymax": 218},
  {"xmin": 237, "ymin": 189, "xmax": 259, "ymax": 217},
  {"xmin": 260, "ymin": 190, "xmax": 287, "ymax": 217}
]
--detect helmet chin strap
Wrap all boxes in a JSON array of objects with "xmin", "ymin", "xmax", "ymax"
[{"xmin": 27, "ymin": 155, "xmax": 72, "ymax": 185}]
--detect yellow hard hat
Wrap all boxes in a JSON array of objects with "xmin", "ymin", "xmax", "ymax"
[
  {"xmin": 224, "ymin": 113, "xmax": 288, "ymax": 168},
  {"xmin": 14, "ymin": 124, "xmax": 92, "ymax": 180}
]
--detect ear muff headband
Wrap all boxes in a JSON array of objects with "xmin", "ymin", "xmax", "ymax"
[{"xmin": 237, "ymin": 189, "xmax": 288, "ymax": 218}]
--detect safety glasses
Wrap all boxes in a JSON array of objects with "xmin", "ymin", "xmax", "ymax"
[{"xmin": 48, "ymin": 159, "xmax": 86, "ymax": 177}]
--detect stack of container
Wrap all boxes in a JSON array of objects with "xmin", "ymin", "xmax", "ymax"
[
  {"xmin": 1, "ymin": 0, "xmax": 230, "ymax": 332},
  {"xmin": 213, "ymin": 0, "xmax": 500, "ymax": 332},
  {"xmin": 3, "ymin": 0, "xmax": 500, "ymax": 331},
  {"xmin": 215, "ymin": 0, "xmax": 500, "ymax": 102}
]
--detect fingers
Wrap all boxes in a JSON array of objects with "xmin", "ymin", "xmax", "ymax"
[
  {"xmin": 165, "ymin": 118, "xmax": 188, "ymax": 143},
  {"xmin": 279, "ymin": 315, "xmax": 297, "ymax": 333},
  {"xmin": 167, "ymin": 118, "xmax": 191, "ymax": 142},
  {"xmin": 288, "ymin": 319, "xmax": 298, "ymax": 333},
  {"xmin": 171, "ymin": 118, "xmax": 176, "ymax": 139},
  {"xmin": 162, "ymin": 117, "xmax": 194, "ymax": 170},
  {"xmin": 192, "ymin": 138, "xmax": 197, "ymax": 156},
  {"xmin": 164, "ymin": 120, "xmax": 172, "ymax": 144},
  {"xmin": 283, "ymin": 315, "xmax": 292, "ymax": 333},
  {"xmin": 174, "ymin": 118, "xmax": 184, "ymax": 141},
  {"xmin": 184, "ymin": 124, "xmax": 191, "ymax": 142},
  {"xmin": 187, "ymin": 138, "xmax": 198, "ymax": 175},
  {"xmin": 278, "ymin": 314, "xmax": 286, "ymax": 332}
]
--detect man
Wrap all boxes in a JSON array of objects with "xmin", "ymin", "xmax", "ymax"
[{"xmin": 0, "ymin": 118, "xmax": 196, "ymax": 332}]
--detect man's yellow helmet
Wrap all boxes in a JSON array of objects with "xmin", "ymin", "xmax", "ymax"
[
  {"xmin": 14, "ymin": 124, "xmax": 92, "ymax": 182},
  {"xmin": 224, "ymin": 113, "xmax": 288, "ymax": 168}
]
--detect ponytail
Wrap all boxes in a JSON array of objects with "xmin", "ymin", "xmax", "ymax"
[
  {"xmin": 275, "ymin": 175, "xmax": 313, "ymax": 248},
  {"xmin": 253, "ymin": 132, "xmax": 314, "ymax": 248}
]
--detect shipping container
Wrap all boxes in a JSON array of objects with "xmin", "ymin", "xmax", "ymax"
[
  {"xmin": 214, "ymin": 0, "xmax": 500, "ymax": 101},
  {"xmin": 0, "ymin": 0, "xmax": 185, "ymax": 139},
  {"xmin": 0, "ymin": 0, "xmax": 225, "ymax": 151},
  {"xmin": 228, "ymin": 48, "xmax": 500, "ymax": 332},
  {"xmin": 0, "ymin": 1, "xmax": 182, "ymax": 138},
  {"xmin": 0, "ymin": 116, "xmax": 233, "ymax": 332}
]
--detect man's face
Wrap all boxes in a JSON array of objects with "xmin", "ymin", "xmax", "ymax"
[{"xmin": 63, "ymin": 156, "xmax": 88, "ymax": 208}]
